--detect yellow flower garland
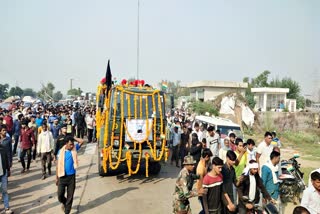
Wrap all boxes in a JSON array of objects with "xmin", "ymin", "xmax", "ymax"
[
  {"xmin": 145, "ymin": 153, "xmax": 150, "ymax": 177},
  {"xmin": 97, "ymin": 84, "xmax": 167, "ymax": 176}
]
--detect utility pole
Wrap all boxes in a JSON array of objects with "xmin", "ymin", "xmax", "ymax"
[
  {"xmin": 70, "ymin": 78, "xmax": 74, "ymax": 90},
  {"xmin": 136, "ymin": 0, "xmax": 140, "ymax": 80}
]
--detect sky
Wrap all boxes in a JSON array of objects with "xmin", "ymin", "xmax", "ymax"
[{"xmin": 0, "ymin": 0, "xmax": 319, "ymax": 96}]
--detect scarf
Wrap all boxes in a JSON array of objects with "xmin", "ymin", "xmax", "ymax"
[
  {"xmin": 264, "ymin": 160, "xmax": 279, "ymax": 184},
  {"xmin": 57, "ymin": 145, "xmax": 78, "ymax": 177},
  {"xmin": 249, "ymin": 174, "xmax": 256, "ymax": 201}
]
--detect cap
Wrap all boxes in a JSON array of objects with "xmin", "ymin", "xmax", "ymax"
[
  {"xmin": 183, "ymin": 155, "xmax": 196, "ymax": 165},
  {"xmin": 61, "ymin": 124, "xmax": 67, "ymax": 129}
]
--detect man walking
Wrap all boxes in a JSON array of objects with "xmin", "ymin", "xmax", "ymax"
[
  {"xmin": 0, "ymin": 144, "xmax": 13, "ymax": 213},
  {"xmin": 261, "ymin": 151, "xmax": 281, "ymax": 213},
  {"xmin": 0, "ymin": 125, "xmax": 12, "ymax": 177},
  {"xmin": 20, "ymin": 119, "xmax": 35, "ymax": 173},
  {"xmin": 37, "ymin": 123, "xmax": 54, "ymax": 180},
  {"xmin": 173, "ymin": 155, "xmax": 207, "ymax": 214},
  {"xmin": 301, "ymin": 171, "xmax": 320, "ymax": 214},
  {"xmin": 56, "ymin": 136, "xmax": 83, "ymax": 214}
]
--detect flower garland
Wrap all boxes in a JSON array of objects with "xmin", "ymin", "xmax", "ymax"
[
  {"xmin": 97, "ymin": 84, "xmax": 167, "ymax": 176},
  {"xmin": 108, "ymin": 89, "xmax": 124, "ymax": 170},
  {"xmin": 145, "ymin": 153, "xmax": 150, "ymax": 177},
  {"xmin": 127, "ymin": 143, "xmax": 142, "ymax": 175}
]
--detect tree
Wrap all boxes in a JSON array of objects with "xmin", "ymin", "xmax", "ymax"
[
  {"xmin": 8, "ymin": 86, "xmax": 24, "ymax": 97},
  {"xmin": 190, "ymin": 101, "xmax": 219, "ymax": 116},
  {"xmin": 0, "ymin": 84, "xmax": 9, "ymax": 99},
  {"xmin": 252, "ymin": 70, "xmax": 270, "ymax": 87},
  {"xmin": 296, "ymin": 96, "xmax": 305, "ymax": 109},
  {"xmin": 53, "ymin": 91, "xmax": 63, "ymax": 101},
  {"xmin": 23, "ymin": 88, "xmax": 37, "ymax": 97},
  {"xmin": 269, "ymin": 77, "xmax": 301, "ymax": 99},
  {"xmin": 38, "ymin": 82, "xmax": 55, "ymax": 100},
  {"xmin": 67, "ymin": 88, "xmax": 82, "ymax": 96}
]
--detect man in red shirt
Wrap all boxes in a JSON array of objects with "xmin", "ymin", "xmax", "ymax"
[
  {"xmin": 20, "ymin": 119, "xmax": 35, "ymax": 173},
  {"xmin": 3, "ymin": 110, "xmax": 13, "ymax": 137}
]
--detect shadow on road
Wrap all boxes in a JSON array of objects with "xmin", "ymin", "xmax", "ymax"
[
  {"xmin": 115, "ymin": 163, "xmax": 180, "ymax": 185},
  {"xmin": 77, "ymin": 187, "xmax": 139, "ymax": 213}
]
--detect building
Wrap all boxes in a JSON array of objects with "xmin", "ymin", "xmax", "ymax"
[
  {"xmin": 187, "ymin": 81, "xmax": 248, "ymax": 102},
  {"xmin": 251, "ymin": 87, "xmax": 296, "ymax": 112}
]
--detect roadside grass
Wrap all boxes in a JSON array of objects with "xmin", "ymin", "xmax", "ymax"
[{"xmin": 280, "ymin": 130, "xmax": 320, "ymax": 160}]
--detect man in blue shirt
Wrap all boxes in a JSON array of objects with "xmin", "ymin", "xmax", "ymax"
[
  {"xmin": 261, "ymin": 151, "xmax": 281, "ymax": 212},
  {"xmin": 56, "ymin": 135, "xmax": 83, "ymax": 214}
]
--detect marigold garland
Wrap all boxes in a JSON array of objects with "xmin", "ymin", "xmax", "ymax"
[
  {"xmin": 145, "ymin": 153, "xmax": 150, "ymax": 177},
  {"xmin": 97, "ymin": 84, "xmax": 167, "ymax": 176}
]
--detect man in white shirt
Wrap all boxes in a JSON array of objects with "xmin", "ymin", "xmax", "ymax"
[
  {"xmin": 37, "ymin": 123, "xmax": 54, "ymax": 180},
  {"xmin": 192, "ymin": 122, "xmax": 203, "ymax": 142},
  {"xmin": 301, "ymin": 171, "xmax": 320, "ymax": 214},
  {"xmin": 256, "ymin": 132, "xmax": 274, "ymax": 173},
  {"xmin": 170, "ymin": 125, "xmax": 181, "ymax": 167},
  {"xmin": 206, "ymin": 126, "xmax": 220, "ymax": 158}
]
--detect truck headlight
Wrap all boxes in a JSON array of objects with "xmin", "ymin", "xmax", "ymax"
[
  {"xmin": 114, "ymin": 140, "xmax": 120, "ymax": 147},
  {"xmin": 156, "ymin": 141, "xmax": 162, "ymax": 147}
]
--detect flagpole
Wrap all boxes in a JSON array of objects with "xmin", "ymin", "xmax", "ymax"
[{"xmin": 136, "ymin": 0, "xmax": 140, "ymax": 80}]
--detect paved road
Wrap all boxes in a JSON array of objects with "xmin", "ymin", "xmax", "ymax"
[
  {"xmin": 7, "ymin": 143, "xmax": 298, "ymax": 213},
  {"xmin": 7, "ymin": 143, "xmax": 201, "ymax": 214}
]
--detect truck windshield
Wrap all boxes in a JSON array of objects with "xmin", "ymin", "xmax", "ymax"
[
  {"xmin": 217, "ymin": 125, "xmax": 242, "ymax": 136},
  {"xmin": 110, "ymin": 91, "xmax": 165, "ymax": 118}
]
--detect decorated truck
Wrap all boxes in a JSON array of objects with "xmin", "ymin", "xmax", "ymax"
[{"xmin": 96, "ymin": 63, "xmax": 168, "ymax": 177}]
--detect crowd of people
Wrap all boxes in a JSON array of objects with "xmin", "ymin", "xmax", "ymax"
[
  {"xmin": 168, "ymin": 111, "xmax": 320, "ymax": 214},
  {"xmin": 0, "ymin": 102, "xmax": 94, "ymax": 214}
]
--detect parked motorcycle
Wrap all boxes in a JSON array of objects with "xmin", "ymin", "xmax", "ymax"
[
  {"xmin": 279, "ymin": 154, "xmax": 306, "ymax": 204},
  {"xmin": 242, "ymin": 196, "xmax": 278, "ymax": 214}
]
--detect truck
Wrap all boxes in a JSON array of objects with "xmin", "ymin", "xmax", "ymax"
[{"xmin": 96, "ymin": 80, "xmax": 168, "ymax": 177}]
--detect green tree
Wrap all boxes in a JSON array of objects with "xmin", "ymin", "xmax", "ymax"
[
  {"xmin": 252, "ymin": 70, "xmax": 270, "ymax": 87},
  {"xmin": 0, "ymin": 84, "xmax": 9, "ymax": 99},
  {"xmin": 296, "ymin": 95, "xmax": 305, "ymax": 109},
  {"xmin": 190, "ymin": 101, "xmax": 219, "ymax": 116},
  {"xmin": 38, "ymin": 82, "xmax": 55, "ymax": 100},
  {"xmin": 67, "ymin": 88, "xmax": 82, "ymax": 96},
  {"xmin": 53, "ymin": 91, "xmax": 63, "ymax": 101},
  {"xmin": 23, "ymin": 88, "xmax": 37, "ymax": 97},
  {"xmin": 8, "ymin": 86, "xmax": 24, "ymax": 97},
  {"xmin": 269, "ymin": 77, "xmax": 301, "ymax": 99},
  {"xmin": 306, "ymin": 98, "xmax": 312, "ymax": 107}
]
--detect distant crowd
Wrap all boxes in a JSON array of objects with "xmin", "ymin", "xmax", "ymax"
[{"xmin": 0, "ymin": 102, "xmax": 95, "ymax": 213}]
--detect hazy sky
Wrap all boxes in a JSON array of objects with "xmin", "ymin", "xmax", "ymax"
[{"xmin": 0, "ymin": 0, "xmax": 319, "ymax": 95}]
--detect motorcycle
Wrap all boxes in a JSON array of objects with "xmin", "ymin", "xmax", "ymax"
[
  {"xmin": 241, "ymin": 196, "xmax": 278, "ymax": 214},
  {"xmin": 279, "ymin": 154, "xmax": 306, "ymax": 204}
]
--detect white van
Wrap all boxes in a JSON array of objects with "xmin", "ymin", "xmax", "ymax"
[{"xmin": 193, "ymin": 115, "xmax": 244, "ymax": 141}]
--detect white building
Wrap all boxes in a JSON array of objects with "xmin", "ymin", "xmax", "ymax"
[
  {"xmin": 187, "ymin": 81, "xmax": 248, "ymax": 102},
  {"xmin": 251, "ymin": 87, "xmax": 296, "ymax": 112}
]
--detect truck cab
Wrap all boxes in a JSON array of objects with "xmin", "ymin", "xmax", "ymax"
[{"xmin": 96, "ymin": 83, "xmax": 168, "ymax": 176}]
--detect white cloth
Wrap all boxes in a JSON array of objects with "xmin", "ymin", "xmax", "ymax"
[
  {"xmin": 85, "ymin": 116, "xmax": 94, "ymax": 129},
  {"xmin": 207, "ymin": 134, "xmax": 220, "ymax": 157},
  {"xmin": 264, "ymin": 160, "xmax": 279, "ymax": 184},
  {"xmin": 247, "ymin": 147, "xmax": 257, "ymax": 165},
  {"xmin": 249, "ymin": 174, "xmax": 256, "ymax": 201},
  {"xmin": 37, "ymin": 131, "xmax": 54, "ymax": 153},
  {"xmin": 301, "ymin": 184, "xmax": 320, "ymax": 214},
  {"xmin": 257, "ymin": 141, "xmax": 273, "ymax": 168},
  {"xmin": 0, "ymin": 154, "xmax": 3, "ymax": 176},
  {"xmin": 308, "ymin": 168, "xmax": 320, "ymax": 187}
]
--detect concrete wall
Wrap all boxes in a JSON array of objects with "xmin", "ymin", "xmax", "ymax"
[{"xmin": 254, "ymin": 112, "xmax": 318, "ymax": 132}]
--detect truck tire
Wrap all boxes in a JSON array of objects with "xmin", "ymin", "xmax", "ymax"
[{"xmin": 148, "ymin": 162, "xmax": 161, "ymax": 175}]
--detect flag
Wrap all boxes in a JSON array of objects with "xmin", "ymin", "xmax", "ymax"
[
  {"xmin": 161, "ymin": 82, "xmax": 168, "ymax": 90},
  {"xmin": 105, "ymin": 60, "xmax": 112, "ymax": 95}
]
